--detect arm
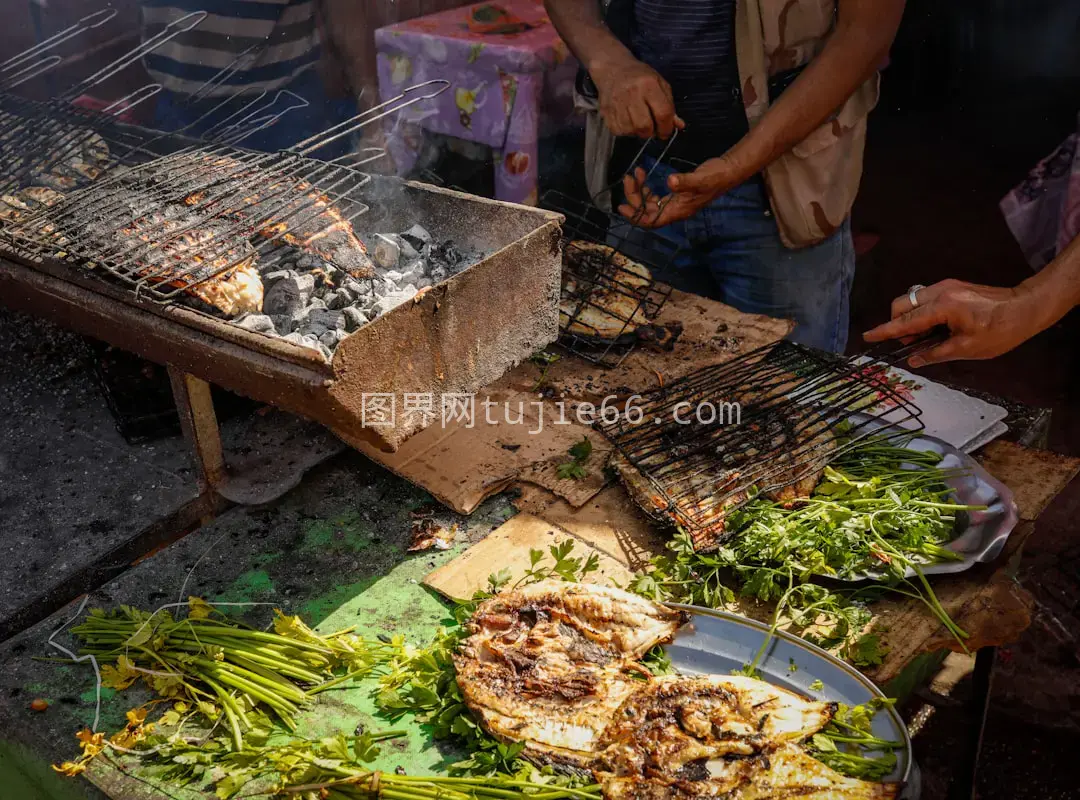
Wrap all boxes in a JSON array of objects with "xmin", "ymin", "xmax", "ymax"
[
  {"xmin": 620, "ymin": 0, "xmax": 906, "ymax": 225},
  {"xmin": 544, "ymin": 0, "xmax": 682, "ymax": 138},
  {"xmin": 863, "ymin": 234, "xmax": 1080, "ymax": 366}
]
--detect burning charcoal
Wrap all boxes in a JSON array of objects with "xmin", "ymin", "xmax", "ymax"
[
  {"xmin": 325, "ymin": 290, "xmax": 352, "ymax": 310},
  {"xmin": 320, "ymin": 329, "xmax": 346, "ymax": 349},
  {"xmin": 299, "ymin": 309, "xmax": 346, "ymax": 338},
  {"xmin": 270, "ymin": 314, "xmax": 295, "ymax": 335},
  {"xmin": 262, "ymin": 269, "xmax": 294, "ymax": 286},
  {"xmin": 396, "ymin": 235, "xmax": 419, "ymax": 261},
  {"xmin": 283, "ymin": 331, "xmax": 306, "ymax": 347},
  {"xmin": 429, "ymin": 266, "xmax": 448, "ymax": 283},
  {"xmin": 343, "ymin": 306, "xmax": 368, "ymax": 332},
  {"xmin": 301, "ymin": 333, "xmax": 321, "ymax": 349},
  {"xmin": 236, "ymin": 314, "xmax": 275, "ymax": 334},
  {"xmin": 297, "ymin": 254, "xmax": 317, "ymax": 270},
  {"xmin": 402, "ymin": 223, "xmax": 432, "ymax": 244},
  {"xmin": 264, "ymin": 273, "xmax": 315, "ymax": 317},
  {"xmin": 319, "ymin": 343, "xmax": 333, "ymax": 361},
  {"xmin": 399, "ymin": 284, "xmax": 418, "ymax": 299},
  {"xmin": 383, "ymin": 269, "xmax": 404, "ymax": 285},
  {"xmin": 343, "ymin": 278, "xmax": 366, "ymax": 297},
  {"xmin": 399, "ymin": 260, "xmax": 425, "ymax": 284},
  {"xmin": 373, "ymin": 234, "xmax": 401, "ymax": 269},
  {"xmin": 416, "ymin": 276, "xmax": 433, "ymax": 289},
  {"xmin": 431, "ymin": 240, "xmax": 465, "ymax": 269}
]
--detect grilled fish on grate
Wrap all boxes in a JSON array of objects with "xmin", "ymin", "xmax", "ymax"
[
  {"xmin": 109, "ymin": 203, "xmax": 264, "ymax": 317},
  {"xmin": 609, "ymin": 378, "xmax": 837, "ymax": 550},
  {"xmin": 595, "ymin": 675, "xmax": 896, "ymax": 800},
  {"xmin": 168, "ymin": 151, "xmax": 376, "ymax": 280},
  {"xmin": 560, "ymin": 241, "xmax": 654, "ymax": 340},
  {"xmin": 453, "ymin": 580, "xmax": 687, "ymax": 767}
]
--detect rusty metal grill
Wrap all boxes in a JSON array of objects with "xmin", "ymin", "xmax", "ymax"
[
  {"xmin": 0, "ymin": 81, "xmax": 447, "ymax": 311},
  {"xmin": 596, "ymin": 337, "xmax": 935, "ymax": 550},
  {"xmin": 542, "ymin": 188, "xmax": 677, "ymax": 368}
]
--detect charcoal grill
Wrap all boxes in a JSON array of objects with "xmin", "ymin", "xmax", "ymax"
[
  {"xmin": 595, "ymin": 338, "xmax": 932, "ymax": 550},
  {"xmin": 0, "ymin": 31, "xmax": 563, "ymax": 464}
]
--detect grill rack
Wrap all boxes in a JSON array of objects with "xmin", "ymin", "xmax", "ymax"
[
  {"xmin": 542, "ymin": 188, "xmax": 678, "ymax": 368},
  {"xmin": 595, "ymin": 338, "xmax": 934, "ymax": 551},
  {"xmin": 0, "ymin": 81, "xmax": 448, "ymax": 310}
]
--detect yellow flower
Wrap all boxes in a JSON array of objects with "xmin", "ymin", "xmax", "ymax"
[
  {"xmin": 52, "ymin": 760, "xmax": 87, "ymax": 777},
  {"xmin": 125, "ymin": 707, "xmax": 149, "ymax": 727},
  {"xmin": 187, "ymin": 596, "xmax": 214, "ymax": 620},
  {"xmin": 75, "ymin": 729, "xmax": 106, "ymax": 757}
]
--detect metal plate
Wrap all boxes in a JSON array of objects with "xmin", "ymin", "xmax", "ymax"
[
  {"xmin": 667, "ymin": 603, "xmax": 915, "ymax": 792},
  {"xmin": 843, "ymin": 418, "xmax": 1020, "ymax": 581}
]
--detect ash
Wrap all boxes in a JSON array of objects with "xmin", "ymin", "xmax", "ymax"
[{"xmin": 232, "ymin": 224, "xmax": 471, "ymax": 360}]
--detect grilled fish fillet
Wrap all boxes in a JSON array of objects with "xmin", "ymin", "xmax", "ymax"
[
  {"xmin": 597, "ymin": 676, "xmax": 896, "ymax": 800},
  {"xmin": 112, "ymin": 207, "xmax": 264, "ymax": 317},
  {"xmin": 172, "ymin": 151, "xmax": 375, "ymax": 279},
  {"xmin": 560, "ymin": 241, "xmax": 653, "ymax": 340},
  {"xmin": 601, "ymin": 746, "xmax": 898, "ymax": 800},
  {"xmin": 609, "ymin": 377, "xmax": 838, "ymax": 550},
  {"xmin": 598, "ymin": 675, "xmax": 836, "ymax": 777},
  {"xmin": 453, "ymin": 580, "xmax": 687, "ymax": 767}
]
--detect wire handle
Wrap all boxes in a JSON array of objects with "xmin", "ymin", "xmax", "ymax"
[
  {"xmin": 102, "ymin": 83, "xmax": 164, "ymax": 116},
  {"xmin": 62, "ymin": 10, "xmax": 208, "ymax": 100},
  {"xmin": 203, "ymin": 89, "xmax": 310, "ymax": 145},
  {"xmin": 863, "ymin": 325, "xmax": 951, "ymax": 366},
  {"xmin": 1, "ymin": 8, "xmax": 117, "ymax": 74},
  {"xmin": 592, "ymin": 130, "xmax": 681, "ymax": 223},
  {"xmin": 181, "ymin": 45, "xmax": 263, "ymax": 108},
  {"xmin": 0, "ymin": 55, "xmax": 62, "ymax": 89},
  {"xmin": 293, "ymin": 78, "xmax": 450, "ymax": 157}
]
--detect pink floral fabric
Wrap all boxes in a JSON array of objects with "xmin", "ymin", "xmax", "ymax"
[
  {"xmin": 375, "ymin": 1, "xmax": 578, "ymax": 206},
  {"xmin": 1000, "ymin": 114, "xmax": 1080, "ymax": 270}
]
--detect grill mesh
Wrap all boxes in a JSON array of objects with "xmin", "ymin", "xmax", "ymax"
[
  {"xmin": 595, "ymin": 338, "xmax": 933, "ymax": 550},
  {"xmin": 543, "ymin": 189, "xmax": 677, "ymax": 368}
]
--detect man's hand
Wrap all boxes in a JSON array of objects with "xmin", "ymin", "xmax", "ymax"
[
  {"xmin": 591, "ymin": 55, "xmax": 684, "ymax": 140},
  {"xmin": 862, "ymin": 279, "xmax": 1044, "ymax": 366},
  {"xmin": 617, "ymin": 157, "xmax": 742, "ymax": 227}
]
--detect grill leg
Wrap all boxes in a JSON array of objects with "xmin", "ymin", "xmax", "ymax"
[{"xmin": 168, "ymin": 367, "xmax": 226, "ymax": 495}]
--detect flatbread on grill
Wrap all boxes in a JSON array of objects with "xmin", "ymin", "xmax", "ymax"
[
  {"xmin": 560, "ymin": 241, "xmax": 654, "ymax": 340},
  {"xmin": 453, "ymin": 580, "xmax": 687, "ymax": 767}
]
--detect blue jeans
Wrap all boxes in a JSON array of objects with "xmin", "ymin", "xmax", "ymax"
[
  {"xmin": 152, "ymin": 68, "xmax": 359, "ymax": 158},
  {"xmin": 622, "ymin": 160, "xmax": 855, "ymax": 353}
]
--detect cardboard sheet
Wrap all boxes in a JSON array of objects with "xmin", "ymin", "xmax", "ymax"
[
  {"xmin": 357, "ymin": 290, "xmax": 791, "ymax": 514},
  {"xmin": 423, "ymin": 513, "xmax": 637, "ymax": 601}
]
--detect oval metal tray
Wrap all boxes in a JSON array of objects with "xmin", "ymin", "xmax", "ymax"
[
  {"xmin": 667, "ymin": 603, "xmax": 916, "ymax": 794},
  {"xmin": 837, "ymin": 423, "xmax": 1019, "ymax": 582}
]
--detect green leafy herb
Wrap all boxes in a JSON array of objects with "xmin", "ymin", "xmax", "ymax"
[
  {"xmin": 809, "ymin": 679, "xmax": 825, "ymax": 692},
  {"xmin": 806, "ymin": 698, "xmax": 902, "ymax": 781},
  {"xmin": 557, "ymin": 437, "xmax": 593, "ymax": 481},
  {"xmin": 628, "ymin": 436, "xmax": 975, "ymax": 667}
]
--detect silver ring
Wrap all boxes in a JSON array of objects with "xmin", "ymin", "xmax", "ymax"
[{"xmin": 907, "ymin": 284, "xmax": 926, "ymax": 308}]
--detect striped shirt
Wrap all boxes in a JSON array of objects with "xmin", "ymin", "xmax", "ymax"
[
  {"xmin": 629, "ymin": 0, "xmax": 747, "ymax": 161},
  {"xmin": 141, "ymin": 0, "xmax": 320, "ymax": 98}
]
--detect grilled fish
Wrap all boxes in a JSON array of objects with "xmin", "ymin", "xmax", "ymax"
[
  {"xmin": 597, "ymin": 676, "xmax": 896, "ymax": 800},
  {"xmin": 601, "ymin": 746, "xmax": 899, "ymax": 800},
  {"xmin": 610, "ymin": 377, "xmax": 837, "ymax": 550},
  {"xmin": 560, "ymin": 241, "xmax": 654, "ymax": 340},
  {"xmin": 111, "ymin": 204, "xmax": 264, "ymax": 317},
  {"xmin": 170, "ymin": 151, "xmax": 375, "ymax": 279},
  {"xmin": 598, "ymin": 675, "xmax": 836, "ymax": 778},
  {"xmin": 454, "ymin": 580, "xmax": 687, "ymax": 767}
]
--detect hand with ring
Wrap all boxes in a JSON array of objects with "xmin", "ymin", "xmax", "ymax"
[{"xmin": 863, "ymin": 278, "xmax": 1048, "ymax": 367}]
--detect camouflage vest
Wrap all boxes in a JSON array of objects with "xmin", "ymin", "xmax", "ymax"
[{"xmin": 736, "ymin": 0, "xmax": 880, "ymax": 248}]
